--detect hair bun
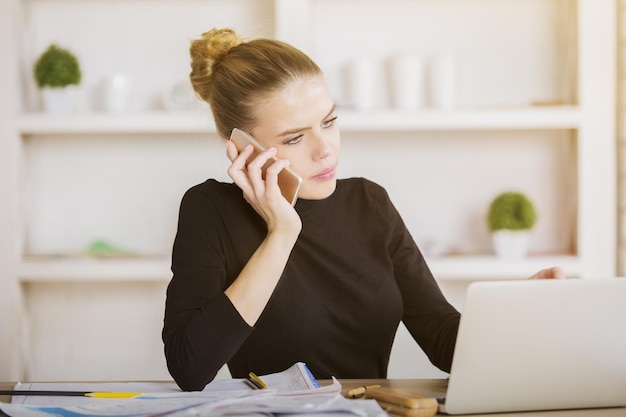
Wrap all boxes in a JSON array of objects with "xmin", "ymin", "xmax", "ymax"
[
  {"xmin": 189, "ymin": 28, "xmax": 243, "ymax": 102},
  {"xmin": 192, "ymin": 28, "xmax": 243, "ymax": 62}
]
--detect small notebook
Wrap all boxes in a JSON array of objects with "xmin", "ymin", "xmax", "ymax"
[{"xmin": 258, "ymin": 362, "xmax": 322, "ymax": 391}]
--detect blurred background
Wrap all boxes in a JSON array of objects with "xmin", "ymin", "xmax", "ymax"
[{"xmin": 0, "ymin": 0, "xmax": 621, "ymax": 382}]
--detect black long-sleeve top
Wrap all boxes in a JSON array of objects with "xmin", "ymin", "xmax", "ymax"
[{"xmin": 163, "ymin": 177, "xmax": 460, "ymax": 391}]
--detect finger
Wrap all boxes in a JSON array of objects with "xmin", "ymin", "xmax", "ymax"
[
  {"xmin": 530, "ymin": 267, "xmax": 566, "ymax": 280},
  {"xmin": 550, "ymin": 266, "xmax": 566, "ymax": 279},
  {"xmin": 227, "ymin": 144, "xmax": 255, "ymax": 192},
  {"xmin": 264, "ymin": 158, "xmax": 290, "ymax": 197},
  {"xmin": 246, "ymin": 147, "xmax": 277, "ymax": 194},
  {"xmin": 246, "ymin": 146, "xmax": 277, "ymax": 172},
  {"xmin": 225, "ymin": 140, "xmax": 240, "ymax": 162},
  {"xmin": 227, "ymin": 144, "xmax": 254, "ymax": 177}
]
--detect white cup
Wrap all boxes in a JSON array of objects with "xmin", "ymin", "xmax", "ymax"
[
  {"xmin": 102, "ymin": 73, "xmax": 132, "ymax": 113},
  {"xmin": 347, "ymin": 58, "xmax": 379, "ymax": 110},
  {"xmin": 388, "ymin": 54, "xmax": 424, "ymax": 110},
  {"xmin": 427, "ymin": 52, "xmax": 456, "ymax": 109}
]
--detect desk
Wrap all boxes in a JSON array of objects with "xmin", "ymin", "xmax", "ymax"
[{"xmin": 2, "ymin": 380, "xmax": 625, "ymax": 416}]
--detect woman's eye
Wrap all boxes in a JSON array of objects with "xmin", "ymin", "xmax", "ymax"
[
  {"xmin": 322, "ymin": 115, "xmax": 338, "ymax": 128},
  {"xmin": 284, "ymin": 135, "xmax": 303, "ymax": 145}
]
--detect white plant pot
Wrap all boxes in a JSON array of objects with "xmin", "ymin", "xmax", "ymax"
[
  {"xmin": 41, "ymin": 86, "xmax": 78, "ymax": 113},
  {"xmin": 492, "ymin": 230, "xmax": 531, "ymax": 260}
]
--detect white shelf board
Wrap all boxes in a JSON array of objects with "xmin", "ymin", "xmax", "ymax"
[
  {"xmin": 428, "ymin": 254, "xmax": 581, "ymax": 281},
  {"xmin": 17, "ymin": 106, "xmax": 580, "ymax": 135},
  {"xmin": 17, "ymin": 111, "xmax": 215, "ymax": 135},
  {"xmin": 18, "ymin": 254, "xmax": 580, "ymax": 283},
  {"xmin": 337, "ymin": 106, "xmax": 581, "ymax": 131},
  {"xmin": 18, "ymin": 256, "xmax": 172, "ymax": 283}
]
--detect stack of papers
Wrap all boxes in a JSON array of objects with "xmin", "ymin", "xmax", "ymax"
[{"xmin": 0, "ymin": 362, "xmax": 386, "ymax": 416}]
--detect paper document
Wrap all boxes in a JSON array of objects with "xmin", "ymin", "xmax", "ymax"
[{"xmin": 1, "ymin": 362, "xmax": 386, "ymax": 416}]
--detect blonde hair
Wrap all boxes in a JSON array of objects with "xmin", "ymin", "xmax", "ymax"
[{"xmin": 189, "ymin": 28, "xmax": 321, "ymax": 139}]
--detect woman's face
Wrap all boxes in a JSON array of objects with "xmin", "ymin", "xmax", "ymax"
[{"xmin": 250, "ymin": 74, "xmax": 340, "ymax": 201}]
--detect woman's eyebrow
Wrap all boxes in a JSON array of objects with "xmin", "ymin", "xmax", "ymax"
[{"xmin": 276, "ymin": 104, "xmax": 336, "ymax": 137}]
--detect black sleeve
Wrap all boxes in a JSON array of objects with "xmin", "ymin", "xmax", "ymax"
[
  {"xmin": 162, "ymin": 184, "xmax": 253, "ymax": 391},
  {"xmin": 384, "ymin": 191, "xmax": 460, "ymax": 372}
]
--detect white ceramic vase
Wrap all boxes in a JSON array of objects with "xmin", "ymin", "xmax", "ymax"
[
  {"xmin": 427, "ymin": 52, "xmax": 456, "ymax": 109},
  {"xmin": 102, "ymin": 74, "xmax": 132, "ymax": 113},
  {"xmin": 492, "ymin": 230, "xmax": 531, "ymax": 260},
  {"xmin": 346, "ymin": 58, "xmax": 379, "ymax": 110},
  {"xmin": 388, "ymin": 53, "xmax": 424, "ymax": 110}
]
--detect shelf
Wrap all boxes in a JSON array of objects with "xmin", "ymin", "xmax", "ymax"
[
  {"xmin": 337, "ymin": 106, "xmax": 581, "ymax": 131},
  {"xmin": 17, "ymin": 111, "xmax": 215, "ymax": 135},
  {"xmin": 17, "ymin": 106, "xmax": 580, "ymax": 135},
  {"xmin": 17, "ymin": 254, "xmax": 580, "ymax": 283},
  {"xmin": 18, "ymin": 256, "xmax": 172, "ymax": 283},
  {"xmin": 427, "ymin": 255, "xmax": 581, "ymax": 281}
]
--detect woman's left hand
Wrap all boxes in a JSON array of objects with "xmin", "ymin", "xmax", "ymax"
[{"xmin": 529, "ymin": 266, "xmax": 566, "ymax": 280}]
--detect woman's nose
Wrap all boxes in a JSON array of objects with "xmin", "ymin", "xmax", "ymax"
[{"xmin": 311, "ymin": 131, "xmax": 332, "ymax": 160}]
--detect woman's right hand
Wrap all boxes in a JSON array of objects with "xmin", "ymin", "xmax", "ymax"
[
  {"xmin": 224, "ymin": 140, "xmax": 302, "ymax": 326},
  {"xmin": 226, "ymin": 140, "xmax": 302, "ymax": 237}
]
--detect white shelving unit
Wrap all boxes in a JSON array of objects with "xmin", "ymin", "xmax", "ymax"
[
  {"xmin": 0, "ymin": 0, "xmax": 616, "ymax": 381},
  {"xmin": 12, "ymin": 102, "xmax": 595, "ymax": 283},
  {"xmin": 15, "ymin": 103, "xmax": 588, "ymax": 284},
  {"xmin": 18, "ymin": 106, "xmax": 582, "ymax": 282}
]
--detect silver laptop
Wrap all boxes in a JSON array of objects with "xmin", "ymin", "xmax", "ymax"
[{"xmin": 439, "ymin": 278, "xmax": 626, "ymax": 414}]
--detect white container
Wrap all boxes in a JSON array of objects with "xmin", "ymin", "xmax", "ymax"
[
  {"xmin": 427, "ymin": 52, "xmax": 457, "ymax": 109},
  {"xmin": 346, "ymin": 58, "xmax": 379, "ymax": 110},
  {"xmin": 492, "ymin": 230, "xmax": 531, "ymax": 260},
  {"xmin": 41, "ymin": 86, "xmax": 79, "ymax": 113},
  {"xmin": 388, "ymin": 54, "xmax": 424, "ymax": 110},
  {"xmin": 102, "ymin": 73, "xmax": 132, "ymax": 113}
]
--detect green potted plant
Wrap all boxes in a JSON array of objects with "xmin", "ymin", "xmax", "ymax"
[
  {"xmin": 33, "ymin": 44, "xmax": 82, "ymax": 113},
  {"xmin": 486, "ymin": 191, "xmax": 537, "ymax": 259}
]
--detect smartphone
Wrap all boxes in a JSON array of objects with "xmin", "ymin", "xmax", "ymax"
[{"xmin": 229, "ymin": 128, "xmax": 303, "ymax": 206}]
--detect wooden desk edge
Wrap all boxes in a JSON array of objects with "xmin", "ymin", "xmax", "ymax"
[{"xmin": 3, "ymin": 379, "xmax": 626, "ymax": 417}]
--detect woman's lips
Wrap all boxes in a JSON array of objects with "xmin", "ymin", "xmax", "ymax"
[{"xmin": 312, "ymin": 167, "xmax": 335, "ymax": 181}]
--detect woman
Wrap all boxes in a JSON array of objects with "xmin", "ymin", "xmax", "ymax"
[{"xmin": 162, "ymin": 28, "xmax": 563, "ymax": 391}]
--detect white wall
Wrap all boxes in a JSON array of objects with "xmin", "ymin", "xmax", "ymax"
[{"xmin": 2, "ymin": 0, "xmax": 604, "ymax": 382}]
